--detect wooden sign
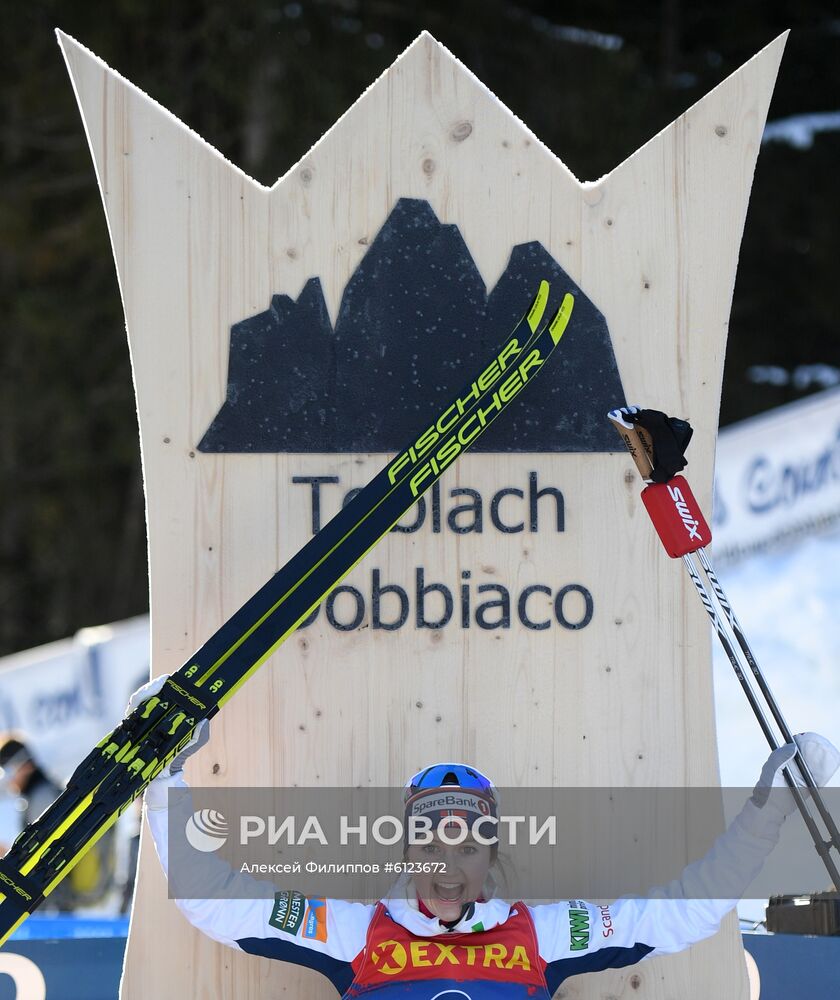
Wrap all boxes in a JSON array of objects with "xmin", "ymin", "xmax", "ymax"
[{"xmin": 58, "ymin": 28, "xmax": 786, "ymax": 998}]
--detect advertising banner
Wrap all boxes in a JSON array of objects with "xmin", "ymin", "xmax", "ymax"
[{"xmin": 713, "ymin": 388, "xmax": 840, "ymax": 564}]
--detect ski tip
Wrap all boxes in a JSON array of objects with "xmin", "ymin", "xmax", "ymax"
[
  {"xmin": 526, "ymin": 280, "xmax": 551, "ymax": 333},
  {"xmin": 548, "ymin": 293, "xmax": 575, "ymax": 344}
]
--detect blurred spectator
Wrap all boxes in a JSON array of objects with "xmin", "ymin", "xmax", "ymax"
[
  {"xmin": 0, "ymin": 731, "xmax": 116, "ymax": 911},
  {"xmin": 0, "ymin": 733, "xmax": 63, "ymax": 830}
]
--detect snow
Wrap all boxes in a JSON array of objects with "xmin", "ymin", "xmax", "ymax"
[
  {"xmin": 713, "ymin": 527, "xmax": 840, "ymax": 788},
  {"xmin": 762, "ymin": 111, "xmax": 840, "ymax": 149},
  {"xmin": 525, "ymin": 14, "xmax": 623, "ymax": 52}
]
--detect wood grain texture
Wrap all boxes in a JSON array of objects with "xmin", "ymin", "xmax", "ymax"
[{"xmin": 57, "ymin": 28, "xmax": 786, "ymax": 998}]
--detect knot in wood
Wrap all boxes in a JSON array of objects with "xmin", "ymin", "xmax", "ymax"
[{"xmin": 450, "ymin": 120, "xmax": 473, "ymax": 142}]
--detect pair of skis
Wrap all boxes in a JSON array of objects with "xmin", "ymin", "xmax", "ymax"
[
  {"xmin": 609, "ymin": 408, "xmax": 840, "ymax": 889},
  {"xmin": 0, "ymin": 282, "xmax": 574, "ymax": 945}
]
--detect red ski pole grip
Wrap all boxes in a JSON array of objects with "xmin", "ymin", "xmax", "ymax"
[{"xmin": 640, "ymin": 476, "xmax": 711, "ymax": 557}]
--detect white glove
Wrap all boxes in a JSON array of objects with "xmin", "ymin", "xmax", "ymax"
[
  {"xmin": 751, "ymin": 732, "xmax": 840, "ymax": 818},
  {"xmin": 607, "ymin": 405, "xmax": 642, "ymax": 429},
  {"xmin": 671, "ymin": 733, "xmax": 840, "ymax": 902},
  {"xmin": 126, "ymin": 674, "xmax": 209, "ymax": 780}
]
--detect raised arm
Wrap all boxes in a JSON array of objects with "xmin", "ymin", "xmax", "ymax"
[
  {"xmin": 133, "ymin": 677, "xmax": 373, "ymax": 995},
  {"xmin": 529, "ymin": 734, "xmax": 839, "ymax": 988}
]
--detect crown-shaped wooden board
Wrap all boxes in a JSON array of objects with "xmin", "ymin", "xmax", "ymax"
[{"xmin": 58, "ymin": 28, "xmax": 786, "ymax": 998}]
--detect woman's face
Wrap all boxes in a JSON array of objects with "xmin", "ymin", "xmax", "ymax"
[{"xmin": 406, "ymin": 834, "xmax": 493, "ymax": 922}]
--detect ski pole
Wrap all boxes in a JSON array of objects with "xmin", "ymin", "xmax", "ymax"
[
  {"xmin": 679, "ymin": 549, "xmax": 840, "ymax": 887},
  {"xmin": 693, "ymin": 543, "xmax": 840, "ymax": 847},
  {"xmin": 608, "ymin": 408, "xmax": 840, "ymax": 889}
]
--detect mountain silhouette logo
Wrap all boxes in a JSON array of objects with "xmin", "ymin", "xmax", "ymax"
[{"xmin": 198, "ymin": 198, "xmax": 625, "ymax": 454}]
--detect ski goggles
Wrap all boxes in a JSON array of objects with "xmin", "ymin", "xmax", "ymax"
[
  {"xmin": 403, "ymin": 764, "xmax": 499, "ymax": 848},
  {"xmin": 403, "ymin": 763, "xmax": 497, "ymax": 803}
]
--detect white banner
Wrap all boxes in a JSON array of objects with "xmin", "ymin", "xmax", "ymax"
[
  {"xmin": 0, "ymin": 618, "xmax": 150, "ymax": 785},
  {"xmin": 713, "ymin": 388, "xmax": 840, "ymax": 564}
]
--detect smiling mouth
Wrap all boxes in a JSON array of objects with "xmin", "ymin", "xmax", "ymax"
[{"xmin": 433, "ymin": 882, "xmax": 465, "ymax": 902}]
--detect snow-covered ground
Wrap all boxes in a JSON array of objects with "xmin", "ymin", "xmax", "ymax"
[{"xmin": 713, "ymin": 527, "xmax": 840, "ymax": 788}]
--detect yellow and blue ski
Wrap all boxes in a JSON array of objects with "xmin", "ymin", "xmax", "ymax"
[{"xmin": 0, "ymin": 282, "xmax": 573, "ymax": 944}]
